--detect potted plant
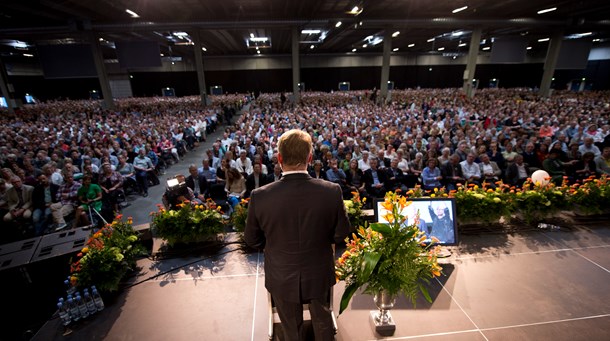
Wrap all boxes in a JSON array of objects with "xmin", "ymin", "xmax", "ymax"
[
  {"xmin": 150, "ymin": 199, "xmax": 226, "ymax": 246},
  {"xmin": 335, "ymin": 191, "xmax": 442, "ymax": 336},
  {"xmin": 69, "ymin": 215, "xmax": 147, "ymax": 292}
]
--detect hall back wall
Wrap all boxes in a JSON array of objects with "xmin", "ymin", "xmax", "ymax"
[{"xmin": 8, "ymin": 60, "xmax": 610, "ymax": 101}]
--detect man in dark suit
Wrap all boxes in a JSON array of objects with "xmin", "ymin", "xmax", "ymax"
[
  {"xmin": 185, "ymin": 164, "xmax": 208, "ymax": 200},
  {"xmin": 362, "ymin": 157, "xmax": 388, "ymax": 199},
  {"xmin": 245, "ymin": 129, "xmax": 350, "ymax": 341},
  {"xmin": 245, "ymin": 163, "xmax": 268, "ymax": 198}
]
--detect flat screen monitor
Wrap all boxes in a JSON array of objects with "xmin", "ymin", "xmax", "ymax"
[
  {"xmin": 25, "ymin": 95, "xmax": 36, "ymax": 104},
  {"xmin": 373, "ymin": 197, "xmax": 458, "ymax": 246},
  {"xmin": 0, "ymin": 97, "xmax": 7, "ymax": 108}
]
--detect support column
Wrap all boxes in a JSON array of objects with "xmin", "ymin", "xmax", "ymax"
[
  {"xmin": 462, "ymin": 28, "xmax": 482, "ymax": 98},
  {"xmin": 0, "ymin": 57, "xmax": 14, "ymax": 114},
  {"xmin": 89, "ymin": 32, "xmax": 114, "ymax": 110},
  {"xmin": 379, "ymin": 29, "xmax": 392, "ymax": 104},
  {"xmin": 291, "ymin": 26, "xmax": 301, "ymax": 104},
  {"xmin": 539, "ymin": 32, "xmax": 563, "ymax": 98},
  {"xmin": 192, "ymin": 30, "xmax": 208, "ymax": 106}
]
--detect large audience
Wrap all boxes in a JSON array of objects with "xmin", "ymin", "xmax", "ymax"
[
  {"xmin": 0, "ymin": 94, "xmax": 246, "ymax": 243},
  {"xmin": 1, "ymin": 88, "xmax": 610, "ymax": 243}
]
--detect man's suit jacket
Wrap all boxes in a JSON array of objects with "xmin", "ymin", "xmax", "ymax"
[
  {"xmin": 185, "ymin": 174, "xmax": 208, "ymax": 196},
  {"xmin": 245, "ymin": 173, "xmax": 350, "ymax": 303},
  {"xmin": 32, "ymin": 183, "xmax": 60, "ymax": 210},
  {"xmin": 245, "ymin": 172, "xmax": 269, "ymax": 197},
  {"xmin": 5, "ymin": 185, "xmax": 34, "ymax": 210},
  {"xmin": 362, "ymin": 168, "xmax": 388, "ymax": 192}
]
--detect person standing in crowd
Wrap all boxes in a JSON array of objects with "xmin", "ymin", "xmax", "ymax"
[
  {"xmin": 245, "ymin": 129, "xmax": 349, "ymax": 341},
  {"xmin": 133, "ymin": 148, "xmax": 154, "ymax": 197}
]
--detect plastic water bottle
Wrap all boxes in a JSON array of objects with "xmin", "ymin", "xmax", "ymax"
[
  {"xmin": 64, "ymin": 278, "xmax": 76, "ymax": 296},
  {"xmin": 91, "ymin": 286, "xmax": 105, "ymax": 312},
  {"xmin": 57, "ymin": 302, "xmax": 71, "ymax": 326},
  {"xmin": 75, "ymin": 293, "xmax": 89, "ymax": 319},
  {"xmin": 66, "ymin": 296, "xmax": 80, "ymax": 322},
  {"xmin": 83, "ymin": 289, "xmax": 97, "ymax": 315}
]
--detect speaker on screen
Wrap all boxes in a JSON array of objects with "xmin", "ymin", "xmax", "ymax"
[
  {"xmin": 37, "ymin": 44, "xmax": 97, "ymax": 79},
  {"xmin": 115, "ymin": 41, "xmax": 162, "ymax": 69},
  {"xmin": 556, "ymin": 40, "xmax": 592, "ymax": 70},
  {"xmin": 490, "ymin": 37, "xmax": 528, "ymax": 63}
]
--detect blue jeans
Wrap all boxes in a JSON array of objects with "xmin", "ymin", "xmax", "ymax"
[{"xmin": 33, "ymin": 207, "xmax": 52, "ymax": 236}]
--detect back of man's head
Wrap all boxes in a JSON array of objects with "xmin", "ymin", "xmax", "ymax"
[{"xmin": 278, "ymin": 129, "xmax": 311, "ymax": 167}]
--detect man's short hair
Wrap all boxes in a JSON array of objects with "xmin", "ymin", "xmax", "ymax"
[{"xmin": 278, "ymin": 129, "xmax": 311, "ymax": 167}]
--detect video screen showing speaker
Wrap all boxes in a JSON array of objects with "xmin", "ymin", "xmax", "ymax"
[{"xmin": 374, "ymin": 197, "xmax": 458, "ymax": 246}]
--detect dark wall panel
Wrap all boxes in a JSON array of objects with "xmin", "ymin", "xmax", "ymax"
[
  {"xmin": 37, "ymin": 44, "xmax": 97, "ymax": 79},
  {"xmin": 8, "ymin": 60, "xmax": 610, "ymax": 101},
  {"xmin": 116, "ymin": 41, "xmax": 162, "ymax": 69}
]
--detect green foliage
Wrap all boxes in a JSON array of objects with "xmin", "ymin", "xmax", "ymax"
[
  {"xmin": 70, "ymin": 216, "xmax": 147, "ymax": 292},
  {"xmin": 335, "ymin": 191, "xmax": 442, "ymax": 314},
  {"xmin": 151, "ymin": 200, "xmax": 226, "ymax": 246}
]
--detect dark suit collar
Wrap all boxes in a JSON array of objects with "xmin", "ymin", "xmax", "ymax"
[{"xmin": 280, "ymin": 173, "xmax": 311, "ymax": 181}]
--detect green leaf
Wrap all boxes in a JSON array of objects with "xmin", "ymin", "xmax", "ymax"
[
  {"xmin": 360, "ymin": 251, "xmax": 381, "ymax": 283},
  {"xmin": 418, "ymin": 283, "xmax": 432, "ymax": 303},
  {"xmin": 339, "ymin": 283, "xmax": 359, "ymax": 314},
  {"xmin": 370, "ymin": 223, "xmax": 391, "ymax": 235}
]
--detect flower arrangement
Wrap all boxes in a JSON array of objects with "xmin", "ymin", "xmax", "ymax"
[
  {"xmin": 513, "ymin": 178, "xmax": 569, "ymax": 224},
  {"xmin": 343, "ymin": 191, "xmax": 365, "ymax": 230},
  {"xmin": 567, "ymin": 175, "xmax": 610, "ymax": 215},
  {"xmin": 231, "ymin": 198, "xmax": 249, "ymax": 233},
  {"xmin": 69, "ymin": 215, "xmax": 147, "ymax": 292},
  {"xmin": 452, "ymin": 183, "xmax": 512, "ymax": 225},
  {"xmin": 335, "ymin": 191, "xmax": 442, "ymax": 314},
  {"xmin": 150, "ymin": 199, "xmax": 226, "ymax": 246}
]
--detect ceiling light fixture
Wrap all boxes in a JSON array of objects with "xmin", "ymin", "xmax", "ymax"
[
  {"xmin": 302, "ymin": 29, "xmax": 321, "ymax": 34},
  {"xmin": 173, "ymin": 32, "xmax": 189, "ymax": 37},
  {"xmin": 125, "ymin": 9, "xmax": 140, "ymax": 18},
  {"xmin": 310, "ymin": 45, "xmax": 315, "ymax": 49},
  {"xmin": 257, "ymin": 50, "xmax": 261, "ymax": 54},
  {"xmin": 593, "ymin": 39, "xmax": 601, "ymax": 42},
  {"xmin": 538, "ymin": 38, "xmax": 550, "ymax": 42},
  {"xmin": 526, "ymin": 46, "xmax": 532, "ymax": 50},
  {"xmin": 335, "ymin": 22, "xmax": 342, "ymax": 28},
  {"xmin": 537, "ymin": 7, "xmax": 557, "ymax": 14},
  {"xmin": 427, "ymin": 38, "xmax": 435, "ymax": 42},
  {"xmin": 438, "ymin": 47, "xmax": 445, "ymax": 51},
  {"xmin": 408, "ymin": 43, "xmax": 415, "ymax": 47},
  {"xmin": 452, "ymin": 31, "xmax": 464, "ymax": 37},
  {"xmin": 352, "ymin": 48, "xmax": 357, "ymax": 52},
  {"xmin": 160, "ymin": 53, "xmax": 164, "ymax": 56},
  {"xmin": 452, "ymin": 6, "xmax": 468, "ymax": 14},
  {"xmin": 250, "ymin": 33, "xmax": 255, "ymax": 38},
  {"xmin": 482, "ymin": 47, "xmax": 490, "ymax": 50},
  {"xmin": 392, "ymin": 31, "xmax": 400, "ymax": 37},
  {"xmin": 579, "ymin": 32, "xmax": 593, "ymax": 36},
  {"xmin": 23, "ymin": 53, "xmax": 34, "ymax": 57},
  {"xmin": 393, "ymin": 47, "xmax": 399, "ymax": 51},
  {"xmin": 250, "ymin": 37, "xmax": 269, "ymax": 42},
  {"xmin": 458, "ymin": 43, "xmax": 467, "ymax": 47},
  {"xmin": 348, "ymin": 5, "xmax": 363, "ymax": 15},
  {"xmin": 362, "ymin": 44, "xmax": 367, "ymax": 48},
  {"xmin": 359, "ymin": 21, "xmax": 363, "ymax": 26},
  {"xmin": 202, "ymin": 47, "xmax": 207, "ymax": 51}
]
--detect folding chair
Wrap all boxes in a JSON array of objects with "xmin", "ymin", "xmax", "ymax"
[{"xmin": 267, "ymin": 287, "xmax": 337, "ymax": 340}]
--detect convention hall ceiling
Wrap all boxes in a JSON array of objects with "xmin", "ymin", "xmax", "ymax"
[{"xmin": 0, "ymin": 0, "xmax": 609, "ymax": 61}]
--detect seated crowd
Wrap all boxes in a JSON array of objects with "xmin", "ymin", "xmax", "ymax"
[
  {"xmin": 184, "ymin": 89, "xmax": 610, "ymax": 215},
  {"xmin": 0, "ymin": 95, "xmax": 246, "ymax": 243},
  {"xmin": 2, "ymin": 88, "xmax": 610, "ymax": 242}
]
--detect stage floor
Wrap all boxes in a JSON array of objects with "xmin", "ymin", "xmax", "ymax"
[{"xmin": 32, "ymin": 224, "xmax": 610, "ymax": 341}]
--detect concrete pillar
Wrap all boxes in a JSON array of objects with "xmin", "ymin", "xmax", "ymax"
[
  {"xmin": 380, "ymin": 29, "xmax": 392, "ymax": 103},
  {"xmin": 89, "ymin": 32, "xmax": 115, "ymax": 110},
  {"xmin": 291, "ymin": 26, "xmax": 301, "ymax": 104},
  {"xmin": 192, "ymin": 30, "xmax": 208, "ymax": 106},
  {"xmin": 462, "ymin": 28, "xmax": 482, "ymax": 98},
  {"xmin": 0, "ymin": 57, "xmax": 14, "ymax": 114},
  {"xmin": 539, "ymin": 32, "xmax": 563, "ymax": 98}
]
